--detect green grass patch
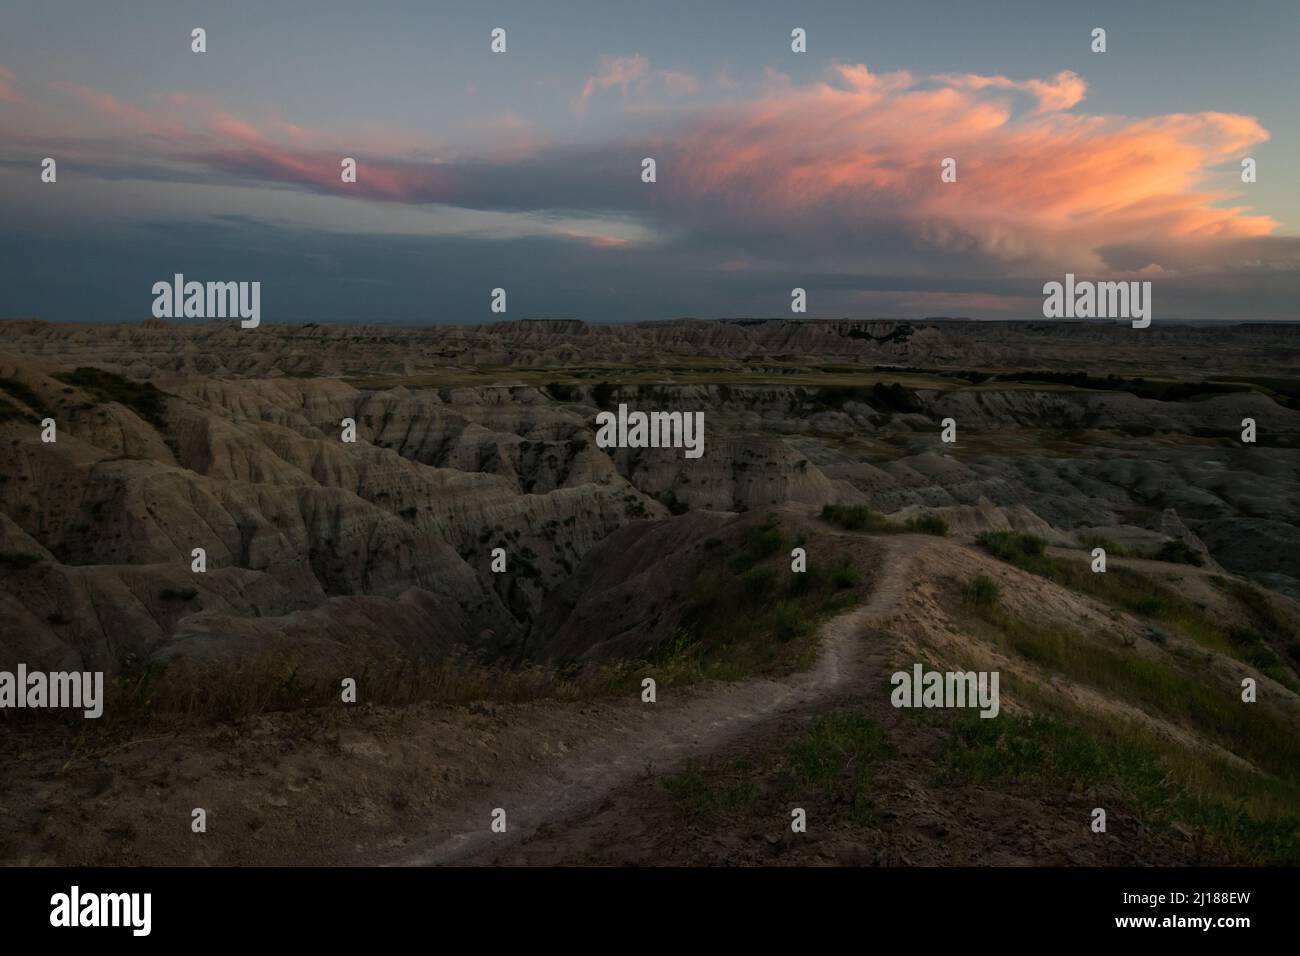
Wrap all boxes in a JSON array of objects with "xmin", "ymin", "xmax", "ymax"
[
  {"xmin": 0, "ymin": 396, "xmax": 36, "ymax": 423},
  {"xmin": 727, "ymin": 522, "xmax": 785, "ymax": 572},
  {"xmin": 1211, "ymin": 578, "xmax": 1300, "ymax": 688},
  {"xmin": 53, "ymin": 367, "xmax": 170, "ymax": 428},
  {"xmin": 784, "ymin": 712, "xmax": 891, "ymax": 821},
  {"xmin": 1076, "ymin": 533, "xmax": 1135, "ymax": 558},
  {"xmin": 829, "ymin": 562, "xmax": 859, "ymax": 590},
  {"xmin": 976, "ymin": 530, "xmax": 1047, "ymax": 565},
  {"xmin": 821, "ymin": 504, "xmax": 896, "ymax": 532},
  {"xmin": 821, "ymin": 504, "xmax": 945, "ymax": 535},
  {"xmin": 963, "ymin": 574, "xmax": 1001, "ymax": 608},
  {"xmin": 940, "ymin": 707, "xmax": 1300, "ymax": 865},
  {"xmin": 1227, "ymin": 628, "xmax": 1297, "ymax": 689},
  {"xmin": 1218, "ymin": 579, "xmax": 1297, "ymax": 644},
  {"xmin": 905, "ymin": 514, "xmax": 949, "ymax": 536},
  {"xmin": 0, "ymin": 377, "xmax": 53, "ymax": 419},
  {"xmin": 961, "ymin": 596, "xmax": 1300, "ymax": 788},
  {"xmin": 661, "ymin": 759, "xmax": 759, "ymax": 817},
  {"xmin": 974, "ymin": 531, "xmax": 1298, "ymax": 687},
  {"xmin": 653, "ymin": 520, "xmax": 865, "ymax": 682}
]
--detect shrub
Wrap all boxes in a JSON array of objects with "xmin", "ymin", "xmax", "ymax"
[
  {"xmin": 784, "ymin": 713, "xmax": 891, "ymax": 821},
  {"xmin": 1155, "ymin": 539, "xmax": 1204, "ymax": 567},
  {"xmin": 742, "ymin": 565, "xmax": 777, "ymax": 597},
  {"xmin": 53, "ymin": 367, "xmax": 169, "ymax": 428},
  {"xmin": 0, "ymin": 377, "xmax": 52, "ymax": 418},
  {"xmin": 545, "ymin": 382, "xmax": 577, "ymax": 402},
  {"xmin": 0, "ymin": 551, "xmax": 41, "ymax": 571},
  {"xmin": 0, "ymin": 396, "xmax": 35, "ymax": 423},
  {"xmin": 963, "ymin": 574, "xmax": 1001, "ymax": 608},
  {"xmin": 906, "ymin": 513, "xmax": 949, "ymax": 536},
  {"xmin": 830, "ymin": 562, "xmax": 859, "ymax": 590},
  {"xmin": 661, "ymin": 760, "xmax": 759, "ymax": 817},
  {"xmin": 772, "ymin": 601, "xmax": 808, "ymax": 642},
  {"xmin": 821, "ymin": 503, "xmax": 898, "ymax": 532},
  {"xmin": 1077, "ymin": 533, "xmax": 1134, "ymax": 558},
  {"xmin": 976, "ymin": 531, "xmax": 1047, "ymax": 563},
  {"xmin": 662, "ymin": 490, "xmax": 690, "ymax": 515}
]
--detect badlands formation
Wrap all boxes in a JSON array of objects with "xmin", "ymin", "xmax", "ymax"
[
  {"xmin": 2, "ymin": 316, "xmax": 1300, "ymax": 866},
  {"xmin": 1, "ymin": 317, "xmax": 1299, "ymax": 679}
]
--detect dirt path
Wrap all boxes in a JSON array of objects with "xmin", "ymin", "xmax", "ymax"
[{"xmin": 392, "ymin": 535, "xmax": 925, "ymax": 866}]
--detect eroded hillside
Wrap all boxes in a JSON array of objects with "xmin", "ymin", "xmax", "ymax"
[
  {"xmin": 1, "ymin": 318, "xmax": 1298, "ymax": 866},
  {"xmin": 2, "ymin": 319, "xmax": 1298, "ymax": 687}
]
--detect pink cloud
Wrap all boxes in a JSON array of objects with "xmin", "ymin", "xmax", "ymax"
[
  {"xmin": 577, "ymin": 54, "xmax": 651, "ymax": 111},
  {"xmin": 667, "ymin": 64, "xmax": 1274, "ymax": 270},
  {"xmin": 54, "ymin": 81, "xmax": 125, "ymax": 114},
  {"xmin": 0, "ymin": 64, "xmax": 25, "ymax": 104},
  {"xmin": 6, "ymin": 63, "xmax": 1281, "ymax": 280},
  {"xmin": 49, "ymin": 81, "xmax": 180, "ymax": 139},
  {"xmin": 933, "ymin": 70, "xmax": 1087, "ymax": 113},
  {"xmin": 21, "ymin": 78, "xmax": 449, "ymax": 200},
  {"xmin": 575, "ymin": 54, "xmax": 700, "ymax": 113},
  {"xmin": 210, "ymin": 112, "xmax": 266, "ymax": 144}
]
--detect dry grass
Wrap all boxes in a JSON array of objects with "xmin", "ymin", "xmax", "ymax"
[{"xmin": 0, "ymin": 649, "xmax": 641, "ymax": 735}]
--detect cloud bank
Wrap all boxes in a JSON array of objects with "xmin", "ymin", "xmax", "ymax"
[{"xmin": 1, "ymin": 58, "xmax": 1295, "ymax": 320}]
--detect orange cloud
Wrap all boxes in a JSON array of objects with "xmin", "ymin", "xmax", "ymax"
[
  {"xmin": 669, "ymin": 64, "xmax": 1274, "ymax": 271},
  {"xmin": 8, "ymin": 63, "xmax": 1280, "ymax": 281},
  {"xmin": 933, "ymin": 70, "xmax": 1087, "ymax": 113}
]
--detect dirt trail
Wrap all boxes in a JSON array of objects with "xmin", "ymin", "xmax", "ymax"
[{"xmin": 393, "ymin": 536, "xmax": 924, "ymax": 866}]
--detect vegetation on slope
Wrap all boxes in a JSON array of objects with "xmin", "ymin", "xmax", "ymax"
[
  {"xmin": 821, "ymin": 503, "xmax": 948, "ymax": 536},
  {"xmin": 951, "ymin": 573, "xmax": 1300, "ymax": 864},
  {"xmin": 941, "ymin": 707, "xmax": 1300, "ymax": 865},
  {"xmin": 652, "ymin": 517, "xmax": 868, "ymax": 682},
  {"xmin": 0, "ymin": 377, "xmax": 52, "ymax": 419},
  {"xmin": 974, "ymin": 531, "xmax": 1300, "ymax": 690},
  {"xmin": 664, "ymin": 711, "xmax": 891, "ymax": 822},
  {"xmin": 53, "ymin": 367, "xmax": 170, "ymax": 427}
]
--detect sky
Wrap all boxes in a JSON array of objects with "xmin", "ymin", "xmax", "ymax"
[{"xmin": 1, "ymin": 0, "xmax": 1297, "ymax": 323}]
